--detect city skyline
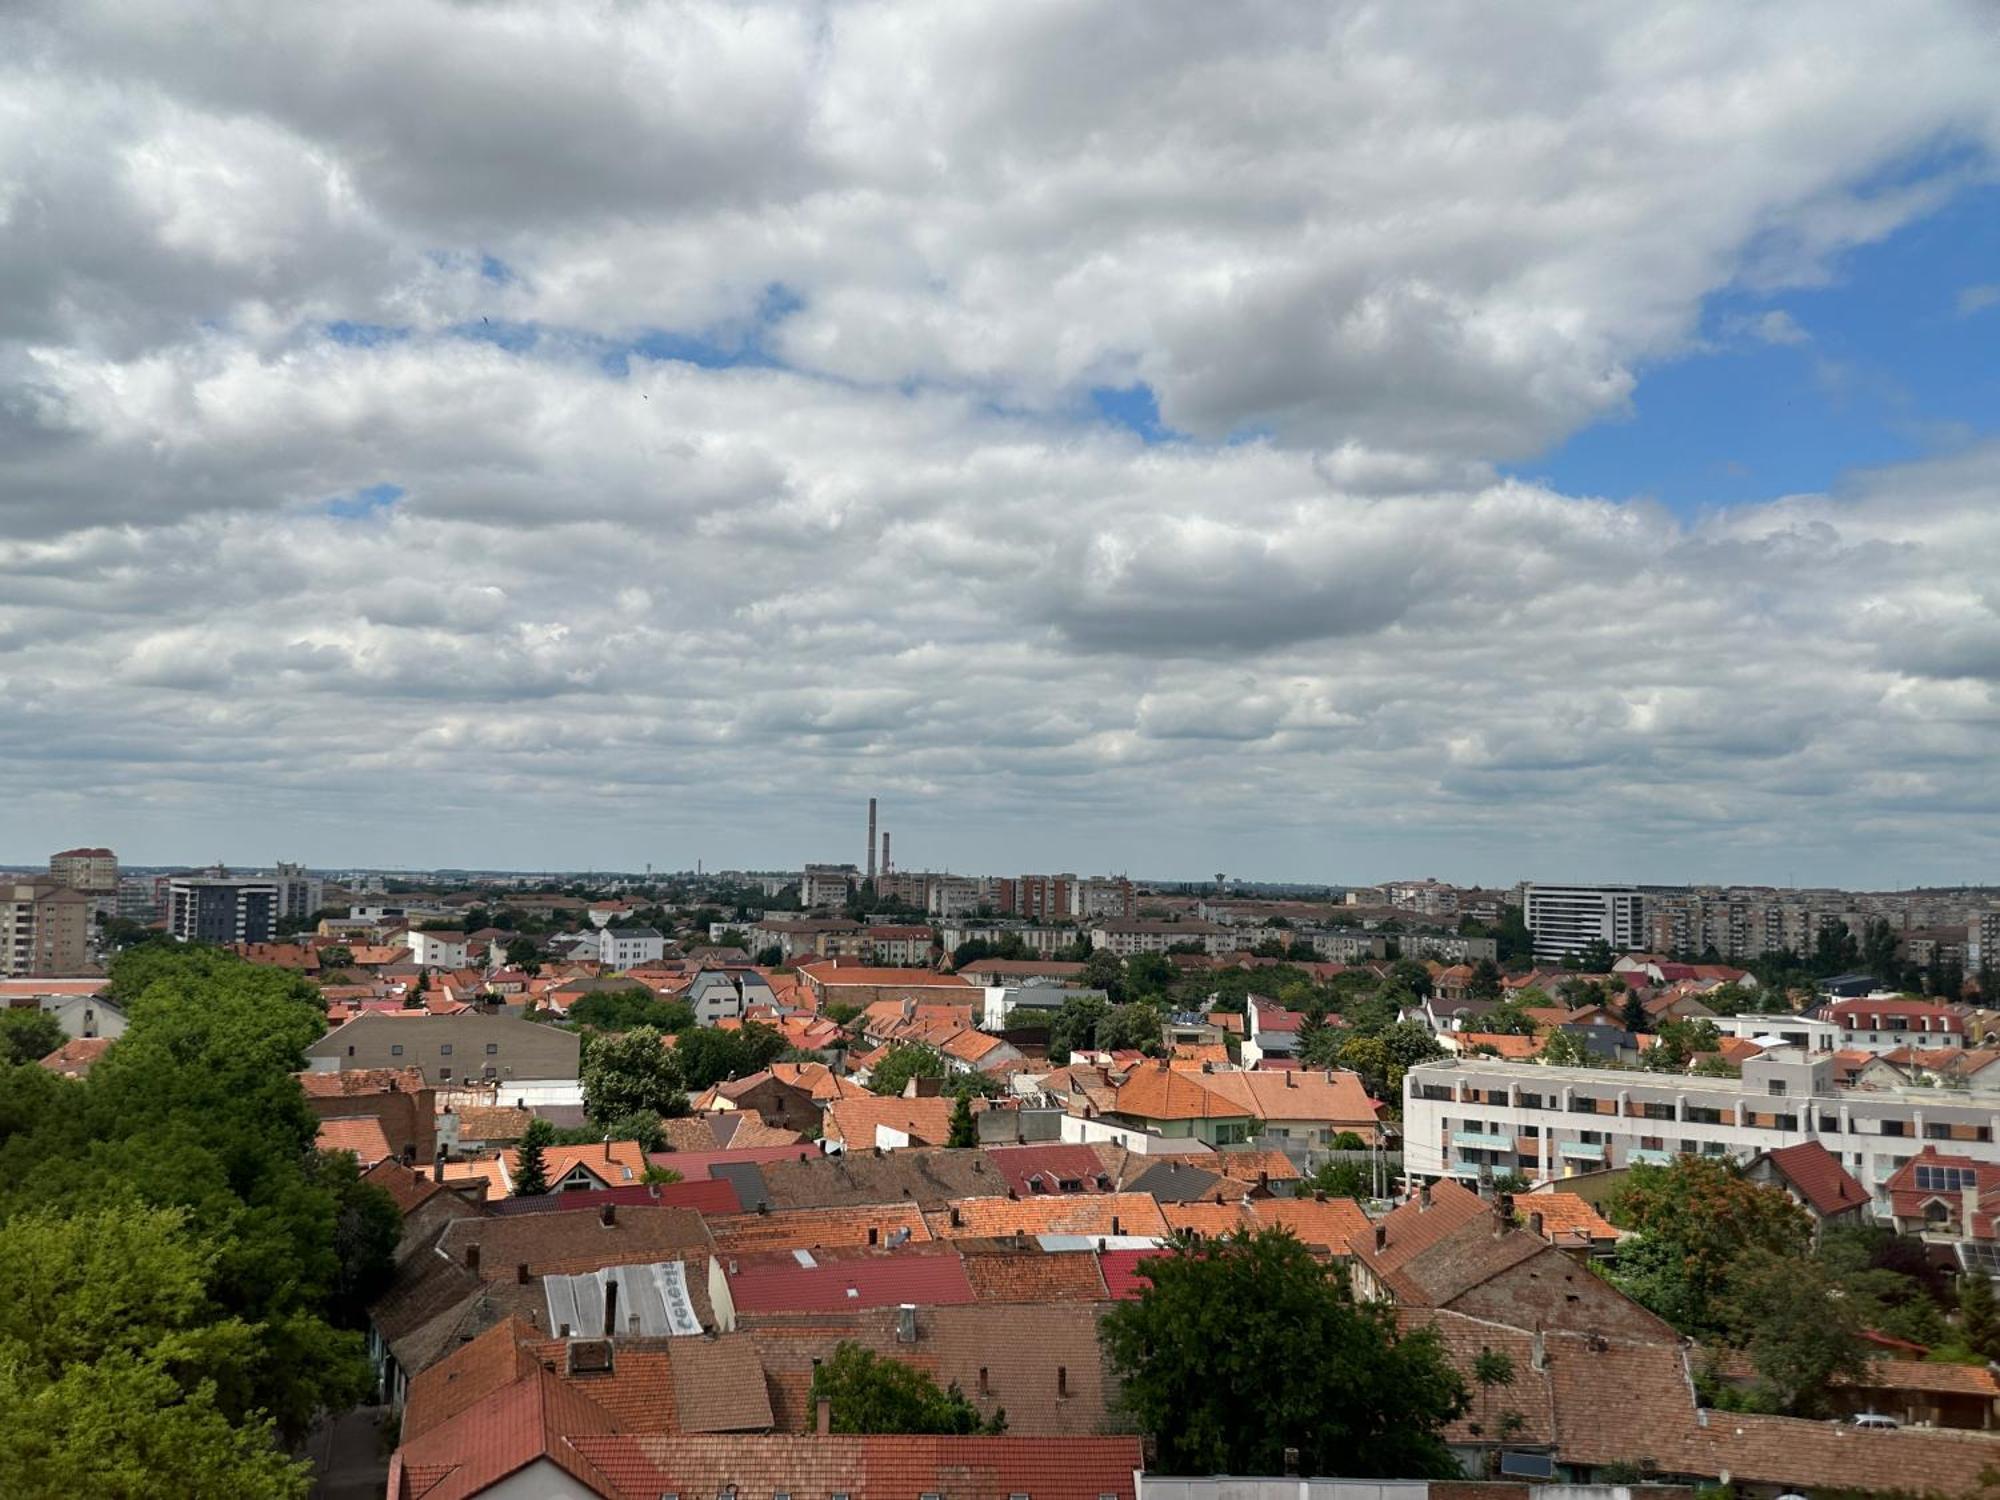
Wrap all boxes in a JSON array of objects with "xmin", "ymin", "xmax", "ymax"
[{"xmin": 5, "ymin": 4, "xmax": 2000, "ymax": 892}]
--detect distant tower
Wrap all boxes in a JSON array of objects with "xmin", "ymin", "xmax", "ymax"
[
  {"xmin": 882, "ymin": 831, "xmax": 892, "ymax": 879},
  {"xmin": 867, "ymin": 798, "xmax": 878, "ymax": 884}
]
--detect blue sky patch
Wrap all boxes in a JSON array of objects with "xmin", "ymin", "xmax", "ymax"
[
  {"xmin": 1090, "ymin": 382, "xmax": 1179, "ymax": 443},
  {"xmin": 326, "ymin": 483, "xmax": 404, "ymax": 520},
  {"xmin": 1514, "ymin": 180, "xmax": 2000, "ymax": 514}
]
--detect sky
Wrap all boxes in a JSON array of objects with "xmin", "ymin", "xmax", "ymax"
[{"xmin": 2, "ymin": 1, "xmax": 1999, "ymax": 889}]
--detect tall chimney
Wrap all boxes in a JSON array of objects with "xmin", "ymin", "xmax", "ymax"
[
  {"xmin": 603, "ymin": 1278, "xmax": 619, "ymax": 1337},
  {"xmin": 816, "ymin": 1397, "xmax": 832, "ymax": 1435},
  {"xmin": 465, "ymin": 1243, "xmax": 481, "ymax": 1272},
  {"xmin": 882, "ymin": 831, "xmax": 891, "ymax": 878},
  {"xmin": 867, "ymin": 799, "xmax": 877, "ymax": 884}
]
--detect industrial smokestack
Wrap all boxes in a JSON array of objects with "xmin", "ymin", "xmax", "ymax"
[
  {"xmin": 867, "ymin": 798, "xmax": 877, "ymax": 884},
  {"xmin": 882, "ymin": 830, "xmax": 891, "ymax": 878}
]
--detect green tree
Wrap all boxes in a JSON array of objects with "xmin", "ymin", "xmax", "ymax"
[
  {"xmin": 1101, "ymin": 1228, "xmax": 1466, "ymax": 1477},
  {"xmin": 1467, "ymin": 959, "xmax": 1503, "ymax": 1000},
  {"xmin": 512, "ymin": 1118, "xmax": 556, "ymax": 1197},
  {"xmin": 1718, "ymin": 1250, "xmax": 1870, "ymax": 1418},
  {"xmin": 809, "ymin": 1342, "xmax": 1002, "ymax": 1434},
  {"xmin": 315, "ymin": 945, "xmax": 354, "ymax": 971},
  {"xmin": 1539, "ymin": 1029, "xmax": 1587, "ymax": 1067},
  {"xmin": 1047, "ymin": 995, "xmax": 1109, "ymax": 1064},
  {"xmin": 1960, "ymin": 1270, "xmax": 2000, "ymax": 1361},
  {"xmin": 503, "ymin": 936, "xmax": 542, "ymax": 974},
  {"xmin": 1080, "ymin": 949, "xmax": 1126, "ymax": 1002},
  {"xmin": 673, "ymin": 1022, "xmax": 789, "ymax": 1090},
  {"xmin": 569, "ymin": 989, "xmax": 695, "ymax": 1033},
  {"xmin": 0, "ymin": 1203, "xmax": 312, "ymax": 1499},
  {"xmin": 946, "ymin": 1092, "xmax": 977, "ymax": 1148},
  {"xmin": 1095, "ymin": 1001, "xmax": 1164, "ymax": 1054},
  {"xmin": 1607, "ymin": 1158, "xmax": 1812, "ymax": 1335},
  {"xmin": 308, "ymin": 1151, "xmax": 402, "ymax": 1326},
  {"xmin": 580, "ymin": 1028, "xmax": 687, "ymax": 1127},
  {"xmin": 0, "ymin": 1008, "xmax": 67, "ymax": 1067},
  {"xmin": 867, "ymin": 1043, "xmax": 949, "ymax": 1097},
  {"xmin": 602, "ymin": 1109, "xmax": 667, "ymax": 1153}
]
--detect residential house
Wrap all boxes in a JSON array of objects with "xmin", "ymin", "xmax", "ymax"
[
  {"xmin": 1819, "ymin": 997, "xmax": 1967, "ymax": 1053},
  {"xmin": 299, "ymin": 1066, "xmax": 437, "ymax": 1164},
  {"xmin": 797, "ymin": 963, "xmax": 974, "ymax": 1009},
  {"xmin": 1242, "ymin": 993, "xmax": 1306, "ymax": 1066},
  {"xmin": 1744, "ymin": 1140, "xmax": 1872, "ymax": 1230},
  {"xmin": 401, "ymin": 929, "xmax": 471, "ymax": 969},
  {"xmin": 684, "ymin": 967, "xmax": 780, "ymax": 1026},
  {"xmin": 572, "ymin": 926, "xmax": 669, "ymax": 969}
]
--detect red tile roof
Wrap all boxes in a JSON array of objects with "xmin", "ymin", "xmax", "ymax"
[
  {"xmin": 725, "ymin": 1250, "xmax": 977, "ymax": 1313},
  {"xmin": 983, "ymin": 1144, "xmax": 1117, "ymax": 1197},
  {"xmin": 569, "ymin": 1434, "xmax": 1143, "ymax": 1500},
  {"xmin": 316, "ymin": 1115, "xmax": 394, "ymax": 1165},
  {"xmin": 1760, "ymin": 1140, "xmax": 1870, "ymax": 1218},
  {"xmin": 490, "ymin": 1178, "xmax": 742, "ymax": 1217}
]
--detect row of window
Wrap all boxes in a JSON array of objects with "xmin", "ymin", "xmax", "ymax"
[{"xmin": 1426, "ymin": 1090, "xmax": 1989, "ymax": 1142}]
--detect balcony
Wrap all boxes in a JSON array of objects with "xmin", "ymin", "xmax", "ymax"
[
  {"xmin": 1558, "ymin": 1141, "xmax": 1606, "ymax": 1161},
  {"xmin": 1452, "ymin": 1131, "xmax": 1514, "ymax": 1152}
]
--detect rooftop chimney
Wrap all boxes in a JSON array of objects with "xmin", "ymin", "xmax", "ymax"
[
  {"xmin": 433, "ymin": 1146, "xmax": 447, "ymax": 1184},
  {"xmin": 1418, "ymin": 1182, "xmax": 1432, "ymax": 1211},
  {"xmin": 516, "ymin": 1262, "xmax": 530, "ymax": 1284},
  {"xmin": 603, "ymin": 1278, "xmax": 619, "ymax": 1336},
  {"xmin": 465, "ymin": 1243, "xmax": 481, "ymax": 1272},
  {"xmin": 1057, "ymin": 1365, "xmax": 1069, "ymax": 1398},
  {"xmin": 600, "ymin": 1202, "xmax": 616, "ymax": 1227},
  {"xmin": 978, "ymin": 1366, "xmax": 990, "ymax": 1395},
  {"xmin": 1528, "ymin": 1211, "xmax": 1545, "ymax": 1240},
  {"xmin": 1111, "ymin": 1215, "xmax": 1122, "ymax": 1235},
  {"xmin": 816, "ymin": 1396, "xmax": 832, "ymax": 1435},
  {"xmin": 1373, "ymin": 1224, "xmax": 1387, "ymax": 1252},
  {"xmin": 602, "ymin": 1134, "xmax": 613, "ymax": 1161},
  {"xmin": 1531, "ymin": 1325, "xmax": 1548, "ymax": 1371}
]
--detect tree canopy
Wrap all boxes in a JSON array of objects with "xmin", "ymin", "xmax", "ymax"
[
  {"xmin": 0, "ymin": 945, "xmax": 391, "ymax": 1496},
  {"xmin": 1101, "ymin": 1228, "xmax": 1466, "ymax": 1477},
  {"xmin": 579, "ymin": 1027, "xmax": 687, "ymax": 1126},
  {"xmin": 808, "ymin": 1343, "xmax": 1003, "ymax": 1435}
]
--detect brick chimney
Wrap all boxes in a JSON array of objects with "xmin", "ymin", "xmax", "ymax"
[
  {"xmin": 1528, "ymin": 1210, "xmax": 1545, "ymax": 1239},
  {"xmin": 1373, "ymin": 1224, "xmax": 1387, "ymax": 1252},
  {"xmin": 1418, "ymin": 1182, "xmax": 1432, "ymax": 1210},
  {"xmin": 465, "ymin": 1242, "xmax": 481, "ymax": 1272},
  {"xmin": 815, "ymin": 1397, "xmax": 832, "ymax": 1435},
  {"xmin": 516, "ymin": 1262, "xmax": 530, "ymax": 1284},
  {"xmin": 600, "ymin": 1202, "xmax": 616, "ymax": 1227}
]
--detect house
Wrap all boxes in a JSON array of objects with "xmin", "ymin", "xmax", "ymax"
[
  {"xmin": 684, "ymin": 967, "xmax": 780, "ymax": 1026},
  {"xmin": 1744, "ymin": 1140, "xmax": 1872, "ymax": 1230},
  {"xmin": 1242, "ymin": 994, "xmax": 1306, "ymax": 1066},
  {"xmin": 1819, "ymin": 996, "xmax": 1967, "ymax": 1053},
  {"xmin": 38, "ymin": 1035, "xmax": 113, "ymax": 1078},
  {"xmin": 797, "ymin": 962, "xmax": 974, "ymax": 1009},
  {"xmin": 1884, "ymin": 1146, "xmax": 2000, "ymax": 1267},
  {"xmin": 955, "ymin": 957, "xmax": 1089, "ymax": 987},
  {"xmin": 298, "ymin": 1065, "xmax": 437, "ymax": 1164},
  {"xmin": 306, "ymin": 1012, "xmax": 579, "ymax": 1088},
  {"xmin": 693, "ymin": 1061, "xmax": 871, "ymax": 1135},
  {"xmin": 571, "ymin": 926, "xmax": 669, "ymax": 969},
  {"xmin": 821, "ymin": 1094, "xmax": 961, "ymax": 1150},
  {"xmin": 865, "ymin": 924, "xmax": 936, "ymax": 966},
  {"xmin": 401, "ymin": 929, "xmax": 471, "ymax": 969}
]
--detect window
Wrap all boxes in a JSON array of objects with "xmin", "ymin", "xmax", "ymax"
[
  {"xmin": 438, "ymin": 1068, "xmax": 452, "ymax": 1081},
  {"xmin": 1767, "ymin": 1080, "xmax": 1787, "ymax": 1097},
  {"xmin": 485, "ymin": 1042, "xmax": 499, "ymax": 1055},
  {"xmin": 390, "ymin": 1044, "xmax": 403, "ymax": 1057},
  {"xmin": 483, "ymin": 1066, "xmax": 496, "ymax": 1079},
  {"xmin": 1819, "ymin": 1115, "xmax": 1840, "ymax": 1133},
  {"xmin": 1916, "ymin": 1164, "xmax": 1978, "ymax": 1192},
  {"xmin": 1880, "ymin": 1119, "xmax": 1906, "ymax": 1138},
  {"xmin": 440, "ymin": 1043, "xmax": 453, "ymax": 1056}
]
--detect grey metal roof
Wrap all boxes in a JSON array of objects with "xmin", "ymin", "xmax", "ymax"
[{"xmin": 542, "ymin": 1260, "xmax": 703, "ymax": 1338}]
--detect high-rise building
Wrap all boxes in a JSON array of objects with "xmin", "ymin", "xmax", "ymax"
[
  {"xmin": 49, "ymin": 846, "xmax": 119, "ymax": 921},
  {"xmin": 0, "ymin": 879, "xmax": 92, "ymax": 975},
  {"xmin": 1523, "ymin": 883, "xmax": 1646, "ymax": 962},
  {"xmin": 269, "ymin": 862, "xmax": 325, "ymax": 922},
  {"xmin": 167, "ymin": 876, "xmax": 280, "ymax": 945}
]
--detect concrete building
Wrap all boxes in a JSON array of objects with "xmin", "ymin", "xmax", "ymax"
[
  {"xmin": 570, "ymin": 926, "xmax": 668, "ymax": 969},
  {"xmin": 0, "ymin": 879, "xmax": 92, "ymax": 976},
  {"xmin": 401, "ymin": 930, "xmax": 471, "ymax": 969},
  {"xmin": 800, "ymin": 864, "xmax": 860, "ymax": 909},
  {"xmin": 1405, "ymin": 1048, "xmax": 2000, "ymax": 1208},
  {"xmin": 1091, "ymin": 919, "xmax": 1232, "ymax": 957},
  {"xmin": 168, "ymin": 875, "xmax": 281, "ymax": 945},
  {"xmin": 1820, "ymin": 996, "xmax": 1967, "ymax": 1054},
  {"xmin": 306, "ymin": 1013, "xmax": 578, "ymax": 1087},
  {"xmin": 268, "ymin": 862, "xmax": 324, "ymax": 923},
  {"xmin": 1524, "ymin": 884, "xmax": 1645, "ymax": 961},
  {"xmin": 49, "ymin": 846, "xmax": 119, "ymax": 920},
  {"xmin": 684, "ymin": 967, "xmax": 779, "ymax": 1026}
]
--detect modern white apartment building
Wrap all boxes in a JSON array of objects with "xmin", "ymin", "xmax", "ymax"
[
  {"xmin": 1404, "ymin": 1049, "xmax": 2000, "ymax": 1207},
  {"xmin": 1523, "ymin": 884, "xmax": 1645, "ymax": 961}
]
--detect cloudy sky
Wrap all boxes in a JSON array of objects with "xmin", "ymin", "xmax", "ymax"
[{"xmin": 4, "ymin": 2, "xmax": 1999, "ymax": 887}]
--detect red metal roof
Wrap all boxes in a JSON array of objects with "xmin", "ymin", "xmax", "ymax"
[
  {"xmin": 1095, "ymin": 1248, "xmax": 1167, "ymax": 1300},
  {"xmin": 725, "ymin": 1249, "xmax": 977, "ymax": 1313}
]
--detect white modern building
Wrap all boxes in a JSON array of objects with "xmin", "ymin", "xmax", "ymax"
[
  {"xmin": 1523, "ymin": 884, "xmax": 1644, "ymax": 962},
  {"xmin": 571, "ymin": 927, "xmax": 668, "ymax": 969},
  {"xmin": 1404, "ymin": 1050, "xmax": 2000, "ymax": 1207},
  {"xmin": 401, "ymin": 930, "xmax": 471, "ymax": 969}
]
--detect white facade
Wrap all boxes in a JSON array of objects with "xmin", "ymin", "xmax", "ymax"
[
  {"xmin": 1710, "ymin": 1014, "xmax": 1841, "ymax": 1052},
  {"xmin": 1404, "ymin": 1050, "xmax": 2000, "ymax": 1207},
  {"xmin": 1523, "ymin": 884, "xmax": 1644, "ymax": 961},
  {"xmin": 1092, "ymin": 921, "xmax": 1234, "ymax": 957},
  {"xmin": 403, "ymin": 930, "xmax": 471, "ymax": 969},
  {"xmin": 574, "ymin": 927, "xmax": 667, "ymax": 968},
  {"xmin": 800, "ymin": 864, "xmax": 859, "ymax": 908}
]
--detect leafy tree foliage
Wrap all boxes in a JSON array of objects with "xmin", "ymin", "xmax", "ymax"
[
  {"xmin": 867, "ymin": 1043, "xmax": 948, "ymax": 1097},
  {"xmin": 580, "ymin": 1027, "xmax": 687, "ymax": 1126},
  {"xmin": 0, "ymin": 947, "xmax": 380, "ymax": 1488},
  {"xmin": 947, "ymin": 1092, "xmax": 977, "ymax": 1148},
  {"xmin": 1080, "ymin": 949, "xmax": 1126, "ymax": 1001},
  {"xmin": 1607, "ymin": 1158, "xmax": 1811, "ymax": 1335},
  {"xmin": 1717, "ymin": 1250, "xmax": 1870, "ymax": 1417},
  {"xmin": 809, "ymin": 1343, "xmax": 1003, "ymax": 1434},
  {"xmin": 568, "ymin": 989, "xmax": 695, "ymax": 1033},
  {"xmin": 672, "ymin": 1022, "xmax": 790, "ymax": 1090},
  {"xmin": 1101, "ymin": 1229, "xmax": 1466, "ymax": 1477},
  {"xmin": 0, "ymin": 1008, "xmax": 66, "ymax": 1066}
]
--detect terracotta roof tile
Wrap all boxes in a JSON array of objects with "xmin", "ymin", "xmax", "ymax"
[
  {"xmin": 668, "ymin": 1333, "xmax": 776, "ymax": 1433},
  {"xmin": 1760, "ymin": 1140, "xmax": 1871, "ymax": 1217},
  {"xmin": 960, "ymin": 1250, "xmax": 1109, "ymax": 1303},
  {"xmin": 316, "ymin": 1115, "xmax": 395, "ymax": 1165},
  {"xmin": 823, "ymin": 1096, "xmax": 957, "ymax": 1147},
  {"xmin": 925, "ymin": 1192, "xmax": 1168, "ymax": 1241},
  {"xmin": 707, "ymin": 1204, "xmax": 933, "ymax": 1256}
]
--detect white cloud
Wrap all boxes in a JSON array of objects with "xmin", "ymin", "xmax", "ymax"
[{"xmin": 0, "ymin": 1, "xmax": 1998, "ymax": 880}]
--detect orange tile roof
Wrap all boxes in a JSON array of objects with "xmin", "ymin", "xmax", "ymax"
[
  {"xmin": 802, "ymin": 965, "xmax": 971, "ymax": 988},
  {"xmin": 822, "ymin": 1095, "xmax": 957, "ymax": 1147},
  {"xmin": 960, "ymin": 1251, "xmax": 1110, "ymax": 1303},
  {"xmin": 1253, "ymin": 1195, "xmax": 1370, "ymax": 1254},
  {"xmin": 1522, "ymin": 1191, "xmax": 1618, "ymax": 1244},
  {"xmin": 926, "ymin": 1192, "xmax": 1168, "ymax": 1241},
  {"xmin": 1356, "ymin": 1179, "xmax": 1492, "ymax": 1270},
  {"xmin": 1109, "ymin": 1063, "xmax": 1246, "ymax": 1122},
  {"xmin": 707, "ymin": 1203, "xmax": 933, "ymax": 1255},
  {"xmin": 316, "ymin": 1115, "xmax": 394, "ymax": 1164},
  {"xmin": 37, "ymin": 1035, "xmax": 113, "ymax": 1077},
  {"xmin": 1161, "ymin": 1202, "xmax": 1256, "ymax": 1237},
  {"xmin": 1215, "ymin": 1147, "xmax": 1302, "ymax": 1181}
]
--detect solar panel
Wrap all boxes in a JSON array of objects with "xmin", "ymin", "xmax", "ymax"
[{"xmin": 1916, "ymin": 1165, "xmax": 1976, "ymax": 1192}]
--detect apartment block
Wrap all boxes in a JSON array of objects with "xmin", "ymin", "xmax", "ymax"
[
  {"xmin": 1404, "ymin": 1050, "xmax": 2000, "ymax": 1207},
  {"xmin": 1091, "ymin": 919, "xmax": 1233, "ymax": 957},
  {"xmin": 1523, "ymin": 884, "xmax": 1645, "ymax": 961},
  {"xmin": 799, "ymin": 864, "xmax": 859, "ymax": 908},
  {"xmin": 0, "ymin": 879, "xmax": 92, "ymax": 976},
  {"xmin": 167, "ymin": 876, "xmax": 280, "ymax": 945}
]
